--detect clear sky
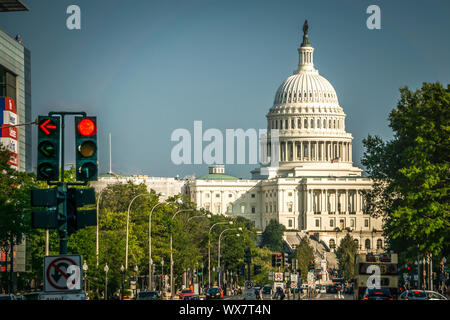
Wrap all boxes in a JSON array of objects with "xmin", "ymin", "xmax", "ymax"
[{"xmin": 1, "ymin": 0, "xmax": 449, "ymax": 178}]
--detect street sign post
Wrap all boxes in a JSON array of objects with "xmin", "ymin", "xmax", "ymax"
[
  {"xmin": 274, "ymin": 272, "xmax": 283, "ymax": 282},
  {"xmin": 243, "ymin": 280, "xmax": 256, "ymax": 300},
  {"xmin": 44, "ymin": 255, "xmax": 83, "ymax": 293}
]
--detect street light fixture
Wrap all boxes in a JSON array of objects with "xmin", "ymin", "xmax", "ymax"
[
  {"xmin": 82, "ymin": 261, "xmax": 88, "ymax": 294},
  {"xmin": 218, "ymin": 228, "xmax": 241, "ymax": 288},
  {"xmin": 104, "ymin": 263, "xmax": 109, "ymax": 300},
  {"xmin": 120, "ymin": 264, "xmax": 125, "ymax": 300},
  {"xmin": 148, "ymin": 197, "xmax": 165, "ymax": 290},
  {"xmin": 134, "ymin": 265, "xmax": 139, "ymax": 297},
  {"xmin": 208, "ymin": 221, "xmax": 233, "ymax": 287},
  {"xmin": 170, "ymin": 208, "xmax": 194, "ymax": 299}
]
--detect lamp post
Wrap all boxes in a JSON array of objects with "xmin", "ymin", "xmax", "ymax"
[
  {"xmin": 208, "ymin": 221, "xmax": 233, "ymax": 287},
  {"xmin": 218, "ymin": 229, "xmax": 241, "ymax": 288},
  {"xmin": 170, "ymin": 208, "xmax": 193, "ymax": 299},
  {"xmin": 213, "ymin": 266, "xmax": 216, "ymax": 286},
  {"xmin": 120, "ymin": 264, "xmax": 125, "ymax": 300},
  {"xmin": 104, "ymin": 264, "xmax": 109, "ymax": 300},
  {"xmin": 161, "ymin": 258, "xmax": 164, "ymax": 296},
  {"xmin": 148, "ymin": 198, "xmax": 165, "ymax": 290},
  {"xmin": 134, "ymin": 265, "xmax": 139, "ymax": 297},
  {"xmin": 82, "ymin": 261, "xmax": 88, "ymax": 293},
  {"xmin": 95, "ymin": 188, "xmax": 106, "ymax": 268},
  {"xmin": 126, "ymin": 193, "xmax": 151, "ymax": 270}
]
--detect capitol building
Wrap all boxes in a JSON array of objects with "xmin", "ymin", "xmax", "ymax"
[{"xmin": 93, "ymin": 22, "xmax": 385, "ymax": 263}]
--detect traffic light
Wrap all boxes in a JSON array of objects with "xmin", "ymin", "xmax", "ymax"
[
  {"xmin": 254, "ymin": 264, "xmax": 262, "ymax": 275},
  {"xmin": 75, "ymin": 116, "xmax": 98, "ymax": 181},
  {"xmin": 308, "ymin": 260, "xmax": 315, "ymax": 271},
  {"xmin": 275, "ymin": 253, "xmax": 282, "ymax": 267},
  {"xmin": 238, "ymin": 264, "xmax": 245, "ymax": 276},
  {"xmin": 244, "ymin": 248, "xmax": 252, "ymax": 264},
  {"xmin": 37, "ymin": 116, "xmax": 60, "ymax": 181},
  {"xmin": 66, "ymin": 187, "xmax": 97, "ymax": 235},
  {"xmin": 282, "ymin": 253, "xmax": 288, "ymax": 267}
]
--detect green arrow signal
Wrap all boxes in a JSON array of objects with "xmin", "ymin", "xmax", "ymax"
[{"xmin": 38, "ymin": 141, "xmax": 56, "ymax": 158}]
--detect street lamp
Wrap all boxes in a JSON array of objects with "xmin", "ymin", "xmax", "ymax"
[
  {"xmin": 82, "ymin": 261, "xmax": 88, "ymax": 293},
  {"xmin": 218, "ymin": 229, "xmax": 241, "ymax": 288},
  {"xmin": 120, "ymin": 264, "xmax": 125, "ymax": 300},
  {"xmin": 170, "ymin": 208, "xmax": 193, "ymax": 299},
  {"xmin": 126, "ymin": 193, "xmax": 152, "ymax": 270},
  {"xmin": 161, "ymin": 258, "xmax": 165, "ymax": 296},
  {"xmin": 148, "ymin": 197, "xmax": 165, "ymax": 290},
  {"xmin": 104, "ymin": 264, "xmax": 109, "ymax": 300},
  {"xmin": 134, "ymin": 265, "xmax": 139, "ymax": 297},
  {"xmin": 208, "ymin": 221, "xmax": 233, "ymax": 287}
]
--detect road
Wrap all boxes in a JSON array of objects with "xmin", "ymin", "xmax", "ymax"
[{"xmin": 222, "ymin": 292, "xmax": 354, "ymax": 300}]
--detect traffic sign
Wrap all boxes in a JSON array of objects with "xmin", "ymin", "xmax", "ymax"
[
  {"xmin": 274, "ymin": 272, "xmax": 283, "ymax": 281},
  {"xmin": 291, "ymin": 273, "xmax": 298, "ymax": 283},
  {"xmin": 44, "ymin": 255, "xmax": 83, "ymax": 293},
  {"xmin": 245, "ymin": 280, "xmax": 254, "ymax": 290},
  {"xmin": 290, "ymin": 282, "xmax": 297, "ymax": 289}
]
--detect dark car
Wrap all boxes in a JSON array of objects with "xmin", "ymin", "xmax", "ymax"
[
  {"xmin": 326, "ymin": 285, "xmax": 338, "ymax": 294},
  {"xmin": 0, "ymin": 294, "xmax": 15, "ymax": 300},
  {"xmin": 23, "ymin": 292, "xmax": 41, "ymax": 300},
  {"xmin": 136, "ymin": 291, "xmax": 161, "ymax": 300},
  {"xmin": 206, "ymin": 287, "xmax": 222, "ymax": 300},
  {"xmin": 363, "ymin": 288, "xmax": 393, "ymax": 300},
  {"xmin": 262, "ymin": 286, "xmax": 272, "ymax": 295}
]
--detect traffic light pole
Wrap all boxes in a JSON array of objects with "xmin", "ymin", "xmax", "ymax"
[{"xmin": 47, "ymin": 112, "xmax": 87, "ymax": 255}]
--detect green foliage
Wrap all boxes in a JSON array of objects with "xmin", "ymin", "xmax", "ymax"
[
  {"xmin": 294, "ymin": 236, "xmax": 314, "ymax": 282},
  {"xmin": 260, "ymin": 219, "xmax": 286, "ymax": 252},
  {"xmin": 362, "ymin": 82, "xmax": 450, "ymax": 260},
  {"xmin": 335, "ymin": 234, "xmax": 358, "ymax": 280}
]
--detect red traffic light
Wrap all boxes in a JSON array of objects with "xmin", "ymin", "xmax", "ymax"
[
  {"xmin": 39, "ymin": 118, "xmax": 57, "ymax": 135},
  {"xmin": 277, "ymin": 253, "xmax": 281, "ymax": 257},
  {"xmin": 78, "ymin": 118, "xmax": 97, "ymax": 136}
]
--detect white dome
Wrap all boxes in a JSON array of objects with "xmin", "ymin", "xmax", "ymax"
[{"xmin": 274, "ymin": 72, "xmax": 339, "ymax": 105}]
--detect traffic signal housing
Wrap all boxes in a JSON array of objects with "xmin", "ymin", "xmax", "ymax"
[
  {"xmin": 75, "ymin": 117, "xmax": 98, "ymax": 181},
  {"xmin": 282, "ymin": 253, "xmax": 289, "ymax": 267},
  {"xmin": 238, "ymin": 264, "xmax": 245, "ymax": 276},
  {"xmin": 37, "ymin": 116, "xmax": 60, "ymax": 181},
  {"xmin": 67, "ymin": 187, "xmax": 97, "ymax": 235},
  {"xmin": 254, "ymin": 264, "xmax": 262, "ymax": 275},
  {"xmin": 244, "ymin": 248, "xmax": 252, "ymax": 264}
]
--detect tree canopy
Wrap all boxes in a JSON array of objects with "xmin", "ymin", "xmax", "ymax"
[
  {"xmin": 260, "ymin": 219, "xmax": 286, "ymax": 252},
  {"xmin": 335, "ymin": 234, "xmax": 358, "ymax": 280},
  {"xmin": 362, "ymin": 82, "xmax": 449, "ymax": 261}
]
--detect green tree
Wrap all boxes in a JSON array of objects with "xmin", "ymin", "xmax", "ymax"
[
  {"xmin": 294, "ymin": 236, "xmax": 314, "ymax": 282},
  {"xmin": 335, "ymin": 234, "xmax": 358, "ymax": 280},
  {"xmin": 260, "ymin": 219, "xmax": 286, "ymax": 252},
  {"xmin": 362, "ymin": 82, "xmax": 450, "ymax": 262}
]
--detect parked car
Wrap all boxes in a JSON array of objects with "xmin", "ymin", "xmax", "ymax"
[
  {"xmin": 0, "ymin": 294, "xmax": 15, "ymax": 300},
  {"xmin": 179, "ymin": 289, "xmax": 194, "ymax": 299},
  {"xmin": 326, "ymin": 285, "xmax": 338, "ymax": 294},
  {"xmin": 23, "ymin": 292, "xmax": 41, "ymax": 301},
  {"xmin": 262, "ymin": 286, "xmax": 272, "ymax": 295},
  {"xmin": 362, "ymin": 288, "xmax": 393, "ymax": 300},
  {"xmin": 136, "ymin": 291, "xmax": 161, "ymax": 300},
  {"xmin": 183, "ymin": 293, "xmax": 201, "ymax": 300},
  {"xmin": 206, "ymin": 287, "xmax": 222, "ymax": 300},
  {"xmin": 399, "ymin": 290, "xmax": 447, "ymax": 300}
]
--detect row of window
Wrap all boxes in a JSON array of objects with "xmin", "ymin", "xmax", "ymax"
[
  {"xmin": 315, "ymin": 218, "xmax": 370, "ymax": 229},
  {"xmin": 203, "ymin": 192, "xmax": 256, "ymax": 199},
  {"xmin": 269, "ymin": 117, "xmax": 344, "ymax": 130},
  {"xmin": 329, "ymin": 238, "xmax": 383, "ymax": 250},
  {"xmin": 275, "ymin": 90, "xmax": 336, "ymax": 104},
  {"xmin": 204, "ymin": 203, "xmax": 256, "ymax": 215}
]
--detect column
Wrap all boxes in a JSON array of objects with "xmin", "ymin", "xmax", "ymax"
[
  {"xmin": 315, "ymin": 142, "xmax": 318, "ymax": 161},
  {"xmin": 349, "ymin": 143, "xmax": 352, "ymax": 162},
  {"xmin": 325, "ymin": 189, "xmax": 328, "ymax": 214},
  {"xmin": 300, "ymin": 141, "xmax": 304, "ymax": 161},
  {"xmin": 307, "ymin": 189, "xmax": 311, "ymax": 213},
  {"xmin": 308, "ymin": 141, "xmax": 311, "ymax": 161},
  {"xmin": 335, "ymin": 190, "xmax": 339, "ymax": 214},
  {"xmin": 345, "ymin": 189, "xmax": 349, "ymax": 214}
]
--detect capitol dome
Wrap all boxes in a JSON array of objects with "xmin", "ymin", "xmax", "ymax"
[{"xmin": 263, "ymin": 20, "xmax": 360, "ymax": 177}]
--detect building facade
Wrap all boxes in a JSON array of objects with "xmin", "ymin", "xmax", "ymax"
[
  {"xmin": 0, "ymin": 28, "xmax": 31, "ymax": 172},
  {"xmin": 188, "ymin": 25, "xmax": 384, "ymax": 254}
]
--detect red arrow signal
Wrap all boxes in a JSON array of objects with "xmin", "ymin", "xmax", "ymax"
[{"xmin": 39, "ymin": 119, "xmax": 57, "ymax": 135}]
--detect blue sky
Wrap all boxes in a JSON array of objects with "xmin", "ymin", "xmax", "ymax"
[{"xmin": 1, "ymin": 0, "xmax": 449, "ymax": 178}]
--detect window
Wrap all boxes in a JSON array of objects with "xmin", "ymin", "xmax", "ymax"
[
  {"xmin": 280, "ymin": 120, "xmax": 283, "ymax": 130},
  {"xmin": 227, "ymin": 204, "xmax": 232, "ymax": 213},
  {"xmin": 365, "ymin": 239, "xmax": 371, "ymax": 249},
  {"xmin": 377, "ymin": 239, "xmax": 383, "ymax": 250},
  {"xmin": 315, "ymin": 219, "xmax": 320, "ymax": 227},
  {"xmin": 216, "ymin": 194, "xmax": 220, "ymax": 198},
  {"xmin": 311, "ymin": 119, "xmax": 314, "ymax": 128},
  {"xmin": 251, "ymin": 206, "xmax": 256, "ymax": 214},
  {"xmin": 304, "ymin": 119, "xmax": 308, "ymax": 128},
  {"xmin": 288, "ymin": 192, "xmax": 292, "ymax": 196},
  {"xmin": 288, "ymin": 219, "xmax": 293, "ymax": 228},
  {"xmin": 364, "ymin": 219, "xmax": 369, "ymax": 228},
  {"xmin": 228, "ymin": 193, "xmax": 232, "ymax": 198},
  {"xmin": 298, "ymin": 119, "xmax": 301, "ymax": 128},
  {"xmin": 241, "ymin": 205, "xmax": 245, "ymax": 214},
  {"xmin": 205, "ymin": 204, "xmax": 210, "ymax": 211},
  {"xmin": 251, "ymin": 194, "xmax": 255, "ymax": 198},
  {"xmin": 288, "ymin": 203, "xmax": 293, "ymax": 212},
  {"xmin": 0, "ymin": 66, "xmax": 17, "ymax": 102},
  {"xmin": 292, "ymin": 119, "xmax": 295, "ymax": 129},
  {"xmin": 285, "ymin": 119, "xmax": 288, "ymax": 129},
  {"xmin": 350, "ymin": 219, "xmax": 355, "ymax": 228},
  {"xmin": 329, "ymin": 239, "xmax": 335, "ymax": 249},
  {"xmin": 317, "ymin": 119, "xmax": 321, "ymax": 128},
  {"xmin": 329, "ymin": 219, "xmax": 334, "ymax": 227},
  {"xmin": 323, "ymin": 119, "xmax": 326, "ymax": 128},
  {"xmin": 205, "ymin": 193, "xmax": 210, "ymax": 198}
]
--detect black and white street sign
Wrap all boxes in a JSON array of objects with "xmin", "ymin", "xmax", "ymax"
[
  {"xmin": 245, "ymin": 280, "xmax": 254, "ymax": 290},
  {"xmin": 274, "ymin": 272, "xmax": 283, "ymax": 281},
  {"xmin": 44, "ymin": 255, "xmax": 83, "ymax": 292}
]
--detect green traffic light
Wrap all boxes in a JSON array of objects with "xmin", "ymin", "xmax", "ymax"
[
  {"xmin": 38, "ymin": 163, "xmax": 57, "ymax": 180},
  {"xmin": 38, "ymin": 141, "xmax": 56, "ymax": 158},
  {"xmin": 79, "ymin": 162, "xmax": 97, "ymax": 180}
]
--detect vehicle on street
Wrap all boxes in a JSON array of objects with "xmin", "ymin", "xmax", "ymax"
[
  {"xmin": 136, "ymin": 291, "xmax": 161, "ymax": 300},
  {"xmin": 206, "ymin": 287, "xmax": 223, "ymax": 300},
  {"xmin": 320, "ymin": 285, "xmax": 326, "ymax": 293},
  {"xmin": 183, "ymin": 293, "xmax": 201, "ymax": 300},
  {"xmin": 399, "ymin": 290, "xmax": 447, "ymax": 300},
  {"xmin": 344, "ymin": 285, "xmax": 353, "ymax": 294},
  {"xmin": 362, "ymin": 288, "xmax": 393, "ymax": 300},
  {"xmin": 326, "ymin": 285, "xmax": 338, "ymax": 294},
  {"xmin": 0, "ymin": 294, "xmax": 16, "ymax": 300},
  {"xmin": 179, "ymin": 289, "xmax": 194, "ymax": 299},
  {"xmin": 23, "ymin": 292, "xmax": 41, "ymax": 300},
  {"xmin": 262, "ymin": 286, "xmax": 272, "ymax": 295}
]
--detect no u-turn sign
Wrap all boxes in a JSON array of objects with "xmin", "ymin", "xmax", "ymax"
[{"xmin": 44, "ymin": 255, "xmax": 83, "ymax": 292}]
